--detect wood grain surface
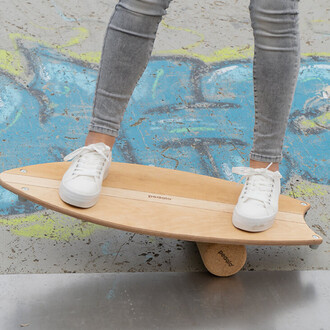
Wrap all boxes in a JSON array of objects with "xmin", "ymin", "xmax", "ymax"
[{"xmin": 0, "ymin": 162, "xmax": 323, "ymax": 246}]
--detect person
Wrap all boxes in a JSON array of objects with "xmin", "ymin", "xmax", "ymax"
[{"xmin": 59, "ymin": 0, "xmax": 301, "ymax": 232}]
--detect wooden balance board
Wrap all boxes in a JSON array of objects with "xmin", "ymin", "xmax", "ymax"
[{"xmin": 0, "ymin": 162, "xmax": 323, "ymax": 277}]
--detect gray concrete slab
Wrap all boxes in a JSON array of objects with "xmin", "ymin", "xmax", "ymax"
[{"xmin": 1, "ymin": 271, "xmax": 329, "ymax": 330}]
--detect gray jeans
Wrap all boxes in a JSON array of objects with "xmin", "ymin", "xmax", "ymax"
[{"xmin": 89, "ymin": 0, "xmax": 300, "ymax": 163}]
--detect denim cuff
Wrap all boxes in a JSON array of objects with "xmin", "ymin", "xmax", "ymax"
[
  {"xmin": 88, "ymin": 122, "xmax": 119, "ymax": 138},
  {"xmin": 250, "ymin": 152, "xmax": 282, "ymax": 163}
]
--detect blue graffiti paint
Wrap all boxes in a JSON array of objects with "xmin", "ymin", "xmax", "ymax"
[
  {"xmin": 50, "ymin": 0, "xmax": 80, "ymax": 22},
  {"xmin": 102, "ymin": 240, "xmax": 112, "ymax": 255},
  {"xmin": 106, "ymin": 289, "xmax": 116, "ymax": 300},
  {"xmin": 0, "ymin": 45, "xmax": 329, "ymax": 216},
  {"xmin": 200, "ymin": 59, "xmax": 330, "ymax": 183}
]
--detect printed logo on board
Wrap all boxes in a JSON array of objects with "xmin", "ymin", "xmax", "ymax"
[
  {"xmin": 148, "ymin": 194, "xmax": 172, "ymax": 201},
  {"xmin": 218, "ymin": 250, "xmax": 234, "ymax": 267}
]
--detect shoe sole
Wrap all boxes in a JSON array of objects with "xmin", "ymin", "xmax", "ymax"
[
  {"xmin": 58, "ymin": 168, "xmax": 110, "ymax": 209},
  {"xmin": 232, "ymin": 208, "xmax": 275, "ymax": 232},
  {"xmin": 59, "ymin": 181, "xmax": 99, "ymax": 208}
]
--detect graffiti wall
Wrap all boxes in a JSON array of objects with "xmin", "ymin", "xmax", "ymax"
[
  {"xmin": 1, "ymin": 43, "xmax": 329, "ymax": 238},
  {"xmin": 0, "ymin": 0, "xmax": 329, "ymax": 273}
]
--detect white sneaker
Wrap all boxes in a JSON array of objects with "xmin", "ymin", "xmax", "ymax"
[
  {"xmin": 59, "ymin": 142, "xmax": 112, "ymax": 208},
  {"xmin": 232, "ymin": 163, "xmax": 282, "ymax": 232}
]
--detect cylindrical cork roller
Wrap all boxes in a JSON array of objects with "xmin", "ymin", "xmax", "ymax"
[{"xmin": 197, "ymin": 243, "xmax": 247, "ymax": 277}]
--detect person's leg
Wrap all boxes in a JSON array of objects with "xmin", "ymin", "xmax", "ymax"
[
  {"xmin": 86, "ymin": 0, "xmax": 172, "ymax": 148},
  {"xmin": 249, "ymin": 0, "xmax": 300, "ymax": 169},
  {"xmin": 85, "ymin": 131, "xmax": 116, "ymax": 148},
  {"xmin": 233, "ymin": 0, "xmax": 300, "ymax": 231},
  {"xmin": 60, "ymin": 0, "xmax": 172, "ymax": 208}
]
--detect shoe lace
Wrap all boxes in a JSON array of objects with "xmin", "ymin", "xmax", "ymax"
[
  {"xmin": 232, "ymin": 163, "xmax": 282, "ymax": 206},
  {"xmin": 64, "ymin": 144, "xmax": 110, "ymax": 180}
]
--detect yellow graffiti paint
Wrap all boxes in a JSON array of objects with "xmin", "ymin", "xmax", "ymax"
[
  {"xmin": 63, "ymin": 49, "xmax": 100, "ymax": 63},
  {"xmin": 288, "ymin": 181, "xmax": 328, "ymax": 199},
  {"xmin": 301, "ymin": 112, "xmax": 330, "ymax": 129},
  {"xmin": 0, "ymin": 27, "xmax": 101, "ymax": 76},
  {"xmin": 1, "ymin": 20, "xmax": 330, "ymax": 77},
  {"xmin": 320, "ymin": 214, "xmax": 329, "ymax": 224},
  {"xmin": 0, "ymin": 49, "xmax": 23, "ymax": 76},
  {"xmin": 155, "ymin": 20, "xmax": 254, "ymax": 62},
  {"xmin": 155, "ymin": 46, "xmax": 254, "ymax": 63},
  {"xmin": 0, "ymin": 211, "xmax": 107, "ymax": 241},
  {"xmin": 152, "ymin": 68, "xmax": 164, "ymax": 99},
  {"xmin": 302, "ymin": 52, "xmax": 330, "ymax": 57},
  {"xmin": 156, "ymin": 20, "xmax": 330, "ymax": 62},
  {"xmin": 310, "ymin": 19, "xmax": 325, "ymax": 23},
  {"xmin": 160, "ymin": 20, "xmax": 205, "ymax": 51}
]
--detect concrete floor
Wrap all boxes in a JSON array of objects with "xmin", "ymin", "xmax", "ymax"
[{"xmin": 0, "ymin": 0, "xmax": 329, "ymax": 275}]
